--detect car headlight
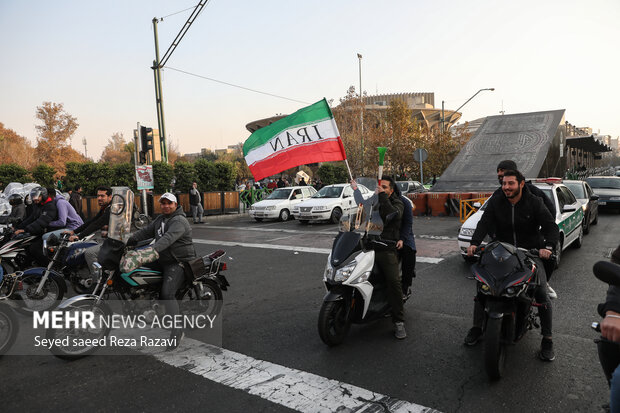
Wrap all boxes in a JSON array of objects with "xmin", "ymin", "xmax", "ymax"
[
  {"xmin": 293, "ymin": 206, "xmax": 299, "ymax": 211},
  {"xmin": 459, "ymin": 227, "xmax": 475, "ymax": 237},
  {"xmin": 314, "ymin": 206, "xmax": 328, "ymax": 211},
  {"xmin": 582, "ymin": 204, "xmax": 587, "ymax": 212},
  {"xmin": 611, "ymin": 197, "xmax": 620, "ymax": 201},
  {"xmin": 334, "ymin": 260, "xmax": 357, "ymax": 282},
  {"xmin": 250, "ymin": 205, "xmax": 255, "ymax": 210},
  {"xmin": 265, "ymin": 206, "xmax": 276, "ymax": 210}
]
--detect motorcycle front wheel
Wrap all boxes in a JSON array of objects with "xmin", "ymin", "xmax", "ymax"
[
  {"xmin": 318, "ymin": 300, "xmax": 351, "ymax": 347},
  {"xmin": 13, "ymin": 273, "xmax": 64, "ymax": 315},
  {"xmin": 0, "ymin": 303, "xmax": 18, "ymax": 355},
  {"xmin": 484, "ymin": 316, "xmax": 507, "ymax": 380},
  {"xmin": 46, "ymin": 300, "xmax": 111, "ymax": 360}
]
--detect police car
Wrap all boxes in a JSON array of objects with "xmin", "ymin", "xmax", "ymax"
[{"xmin": 457, "ymin": 178, "xmax": 584, "ymax": 267}]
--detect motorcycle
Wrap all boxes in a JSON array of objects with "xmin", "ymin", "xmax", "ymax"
[
  {"xmin": 470, "ymin": 241, "xmax": 551, "ymax": 380},
  {"xmin": 0, "ymin": 298, "xmax": 18, "ymax": 355},
  {"xmin": 318, "ymin": 205, "xmax": 408, "ymax": 346},
  {"xmin": 42, "ymin": 233, "xmax": 98, "ymax": 294},
  {"xmin": 592, "ymin": 260, "xmax": 620, "ymax": 390},
  {"xmin": 0, "ymin": 227, "xmax": 38, "ymax": 274}
]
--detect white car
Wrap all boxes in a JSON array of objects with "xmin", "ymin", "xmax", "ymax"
[
  {"xmin": 249, "ymin": 186, "xmax": 316, "ymax": 222},
  {"xmin": 292, "ymin": 183, "xmax": 372, "ymax": 224},
  {"xmin": 457, "ymin": 180, "xmax": 584, "ymax": 267}
]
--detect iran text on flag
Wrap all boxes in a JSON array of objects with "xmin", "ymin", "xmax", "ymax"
[{"xmin": 243, "ymin": 99, "xmax": 346, "ymax": 181}]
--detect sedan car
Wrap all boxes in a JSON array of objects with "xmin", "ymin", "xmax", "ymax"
[
  {"xmin": 396, "ymin": 180, "xmax": 427, "ymax": 194},
  {"xmin": 563, "ymin": 180, "xmax": 599, "ymax": 234},
  {"xmin": 585, "ymin": 176, "xmax": 620, "ymax": 212},
  {"xmin": 249, "ymin": 186, "xmax": 317, "ymax": 222},
  {"xmin": 292, "ymin": 183, "xmax": 372, "ymax": 224},
  {"xmin": 457, "ymin": 180, "xmax": 584, "ymax": 267}
]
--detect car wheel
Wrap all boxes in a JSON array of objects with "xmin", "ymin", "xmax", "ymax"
[
  {"xmin": 554, "ymin": 239, "xmax": 563, "ymax": 269},
  {"xmin": 592, "ymin": 211, "xmax": 598, "ymax": 225},
  {"xmin": 330, "ymin": 207, "xmax": 343, "ymax": 224},
  {"xmin": 583, "ymin": 214, "xmax": 590, "ymax": 235},
  {"xmin": 279, "ymin": 209, "xmax": 290, "ymax": 221}
]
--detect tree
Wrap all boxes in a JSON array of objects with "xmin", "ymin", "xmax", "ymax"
[
  {"xmin": 101, "ymin": 132, "xmax": 131, "ymax": 164},
  {"xmin": 152, "ymin": 161, "xmax": 174, "ymax": 194},
  {"xmin": 0, "ymin": 122, "xmax": 36, "ymax": 168},
  {"xmin": 173, "ymin": 161, "xmax": 197, "ymax": 193},
  {"xmin": 35, "ymin": 102, "xmax": 79, "ymax": 174},
  {"xmin": 0, "ymin": 164, "xmax": 30, "ymax": 188},
  {"xmin": 31, "ymin": 164, "xmax": 56, "ymax": 187}
]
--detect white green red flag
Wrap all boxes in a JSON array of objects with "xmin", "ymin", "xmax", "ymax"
[{"xmin": 243, "ymin": 99, "xmax": 346, "ymax": 181}]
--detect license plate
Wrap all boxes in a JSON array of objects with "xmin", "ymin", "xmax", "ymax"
[
  {"xmin": 599, "ymin": 201, "xmax": 607, "ymax": 205},
  {"xmin": 300, "ymin": 213, "xmax": 310, "ymax": 217}
]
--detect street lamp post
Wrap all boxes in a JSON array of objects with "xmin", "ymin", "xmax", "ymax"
[
  {"xmin": 357, "ymin": 53, "xmax": 364, "ymax": 175},
  {"xmin": 442, "ymin": 88, "xmax": 495, "ymax": 132}
]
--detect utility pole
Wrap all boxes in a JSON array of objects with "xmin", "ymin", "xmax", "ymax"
[
  {"xmin": 82, "ymin": 137, "xmax": 87, "ymax": 158},
  {"xmin": 357, "ymin": 53, "xmax": 364, "ymax": 176},
  {"xmin": 152, "ymin": 18, "xmax": 168, "ymax": 164}
]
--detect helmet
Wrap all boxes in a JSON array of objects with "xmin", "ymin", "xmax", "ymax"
[
  {"xmin": 29, "ymin": 186, "xmax": 48, "ymax": 202},
  {"xmin": 8, "ymin": 194, "xmax": 23, "ymax": 206}
]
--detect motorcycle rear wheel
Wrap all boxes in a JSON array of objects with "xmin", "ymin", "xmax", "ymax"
[
  {"xmin": 13, "ymin": 273, "xmax": 64, "ymax": 315},
  {"xmin": 484, "ymin": 316, "xmax": 507, "ymax": 380},
  {"xmin": 318, "ymin": 300, "xmax": 350, "ymax": 346},
  {"xmin": 46, "ymin": 300, "xmax": 111, "ymax": 360},
  {"xmin": 178, "ymin": 280, "xmax": 223, "ymax": 321},
  {"xmin": 0, "ymin": 303, "xmax": 18, "ymax": 355}
]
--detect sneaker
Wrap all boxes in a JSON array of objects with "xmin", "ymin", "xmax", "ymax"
[
  {"xmin": 394, "ymin": 322, "xmax": 407, "ymax": 339},
  {"xmin": 464, "ymin": 327, "xmax": 483, "ymax": 346},
  {"xmin": 166, "ymin": 331, "xmax": 185, "ymax": 351},
  {"xmin": 539, "ymin": 338, "xmax": 555, "ymax": 361},
  {"xmin": 547, "ymin": 283, "xmax": 557, "ymax": 300}
]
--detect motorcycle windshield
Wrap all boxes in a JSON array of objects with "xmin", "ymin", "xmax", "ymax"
[
  {"xmin": 107, "ymin": 187, "xmax": 134, "ymax": 243},
  {"xmin": 337, "ymin": 204, "xmax": 384, "ymax": 235},
  {"xmin": 474, "ymin": 241, "xmax": 530, "ymax": 293}
]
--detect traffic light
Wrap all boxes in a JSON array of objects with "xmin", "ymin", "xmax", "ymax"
[
  {"xmin": 139, "ymin": 151, "xmax": 147, "ymax": 164},
  {"xmin": 140, "ymin": 126, "xmax": 153, "ymax": 152}
]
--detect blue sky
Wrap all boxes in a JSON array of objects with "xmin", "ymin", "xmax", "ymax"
[{"xmin": 1, "ymin": 0, "xmax": 619, "ymax": 160}]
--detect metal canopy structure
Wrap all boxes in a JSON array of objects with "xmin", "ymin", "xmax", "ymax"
[{"xmin": 566, "ymin": 135, "xmax": 612, "ymax": 153}]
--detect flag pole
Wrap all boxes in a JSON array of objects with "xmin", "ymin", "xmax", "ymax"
[
  {"xmin": 377, "ymin": 147, "xmax": 387, "ymax": 181},
  {"xmin": 344, "ymin": 159, "xmax": 354, "ymax": 181}
]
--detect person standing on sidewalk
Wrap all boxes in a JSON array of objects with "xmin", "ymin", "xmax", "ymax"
[{"xmin": 189, "ymin": 182, "xmax": 204, "ymax": 224}]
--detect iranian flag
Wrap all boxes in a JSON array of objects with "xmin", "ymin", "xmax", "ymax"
[{"xmin": 243, "ymin": 99, "xmax": 346, "ymax": 181}]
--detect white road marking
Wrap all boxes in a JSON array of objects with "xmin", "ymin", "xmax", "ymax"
[
  {"xmin": 142, "ymin": 337, "xmax": 440, "ymax": 413},
  {"xmin": 194, "ymin": 238, "xmax": 444, "ymax": 264}
]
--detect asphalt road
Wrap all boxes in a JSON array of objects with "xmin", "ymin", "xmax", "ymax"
[{"xmin": 1, "ymin": 211, "xmax": 617, "ymax": 412}]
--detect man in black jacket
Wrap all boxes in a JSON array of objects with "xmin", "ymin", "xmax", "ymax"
[
  {"xmin": 65, "ymin": 186, "xmax": 112, "ymax": 283},
  {"xmin": 494, "ymin": 160, "xmax": 558, "ymax": 299},
  {"xmin": 14, "ymin": 187, "xmax": 58, "ymax": 265},
  {"xmin": 465, "ymin": 170, "xmax": 559, "ymax": 361}
]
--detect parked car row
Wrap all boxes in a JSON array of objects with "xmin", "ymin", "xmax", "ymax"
[{"xmin": 458, "ymin": 178, "xmax": 596, "ymax": 266}]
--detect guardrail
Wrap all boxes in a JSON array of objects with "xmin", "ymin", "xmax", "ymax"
[{"xmin": 459, "ymin": 197, "xmax": 490, "ymax": 223}]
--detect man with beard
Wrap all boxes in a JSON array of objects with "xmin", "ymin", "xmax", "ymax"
[{"xmin": 464, "ymin": 170, "xmax": 559, "ymax": 361}]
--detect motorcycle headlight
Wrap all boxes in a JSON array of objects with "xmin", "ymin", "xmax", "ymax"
[
  {"xmin": 460, "ymin": 227, "xmax": 475, "ymax": 237},
  {"xmin": 323, "ymin": 261, "xmax": 333, "ymax": 282},
  {"xmin": 350, "ymin": 271, "xmax": 371, "ymax": 284},
  {"xmin": 479, "ymin": 283, "xmax": 492, "ymax": 295},
  {"xmin": 334, "ymin": 260, "xmax": 357, "ymax": 282}
]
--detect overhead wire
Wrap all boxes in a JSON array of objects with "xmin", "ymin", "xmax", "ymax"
[{"xmin": 165, "ymin": 66, "xmax": 311, "ymax": 105}]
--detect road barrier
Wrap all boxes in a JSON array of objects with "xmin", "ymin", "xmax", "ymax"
[
  {"xmin": 459, "ymin": 197, "xmax": 490, "ymax": 223},
  {"xmin": 407, "ymin": 193, "xmax": 427, "ymax": 216}
]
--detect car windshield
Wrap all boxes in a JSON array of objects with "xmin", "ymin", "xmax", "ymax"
[
  {"xmin": 586, "ymin": 178, "xmax": 620, "ymax": 189},
  {"xmin": 312, "ymin": 186, "xmax": 343, "ymax": 198},
  {"xmin": 564, "ymin": 182, "xmax": 585, "ymax": 198},
  {"xmin": 266, "ymin": 189, "xmax": 292, "ymax": 200},
  {"xmin": 540, "ymin": 188, "xmax": 554, "ymax": 204}
]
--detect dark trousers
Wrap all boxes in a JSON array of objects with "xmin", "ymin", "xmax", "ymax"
[
  {"xmin": 399, "ymin": 246, "xmax": 416, "ymax": 293},
  {"xmin": 159, "ymin": 262, "xmax": 186, "ymax": 320},
  {"xmin": 28, "ymin": 238, "xmax": 47, "ymax": 267},
  {"xmin": 375, "ymin": 249, "xmax": 404, "ymax": 323},
  {"xmin": 472, "ymin": 257, "xmax": 552, "ymax": 337}
]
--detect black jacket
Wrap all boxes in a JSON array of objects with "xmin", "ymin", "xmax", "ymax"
[
  {"xmin": 74, "ymin": 206, "xmax": 110, "ymax": 239},
  {"xmin": 378, "ymin": 192, "xmax": 404, "ymax": 242},
  {"xmin": 189, "ymin": 188, "xmax": 201, "ymax": 206},
  {"xmin": 492, "ymin": 181, "xmax": 556, "ymax": 217},
  {"xmin": 17, "ymin": 197, "xmax": 58, "ymax": 235},
  {"xmin": 471, "ymin": 185, "xmax": 559, "ymax": 250}
]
